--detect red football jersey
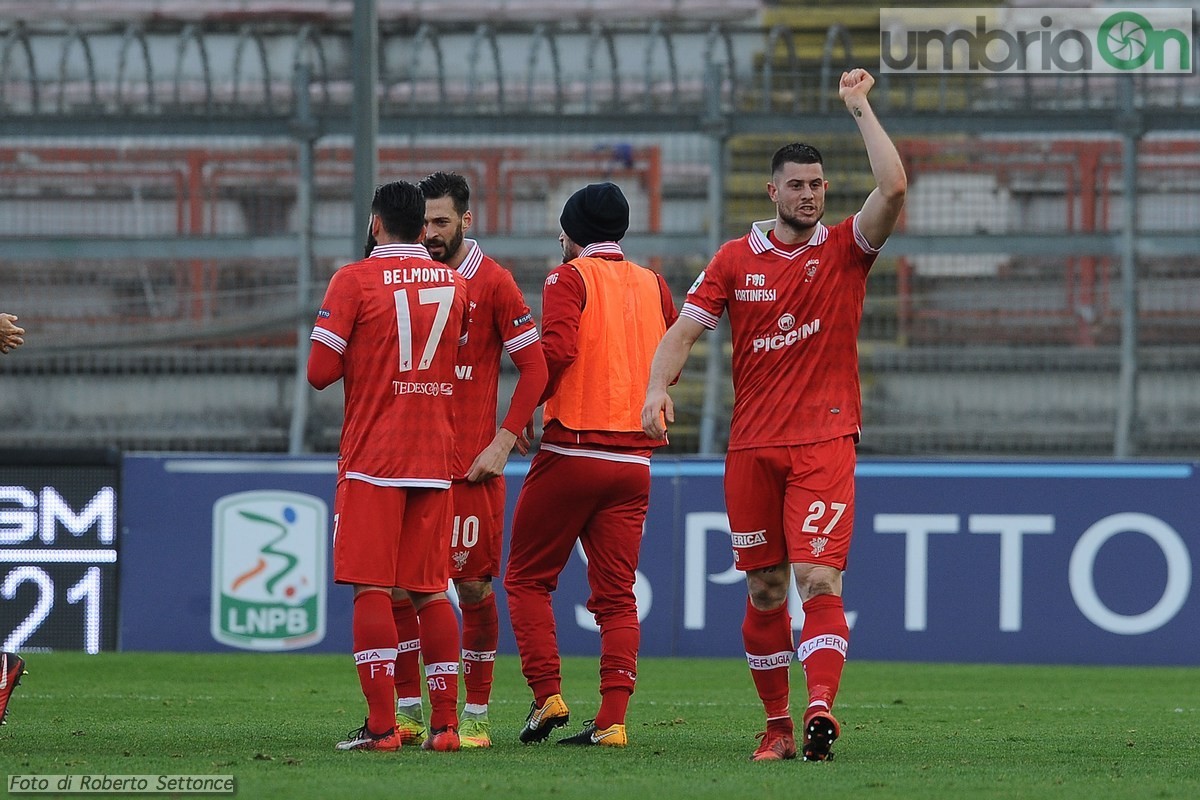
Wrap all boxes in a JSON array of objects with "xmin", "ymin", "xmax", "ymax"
[
  {"xmin": 681, "ymin": 215, "xmax": 879, "ymax": 450},
  {"xmin": 311, "ymin": 243, "xmax": 469, "ymax": 486},
  {"xmin": 451, "ymin": 240, "xmax": 540, "ymax": 478}
]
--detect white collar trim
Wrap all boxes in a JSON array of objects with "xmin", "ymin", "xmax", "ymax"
[{"xmin": 748, "ymin": 219, "xmax": 828, "ymax": 258}]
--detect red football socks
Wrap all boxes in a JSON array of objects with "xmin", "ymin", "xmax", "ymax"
[
  {"xmin": 390, "ymin": 598, "xmax": 423, "ymax": 703},
  {"xmin": 741, "ymin": 598, "xmax": 793, "ymax": 719},
  {"xmin": 416, "ymin": 597, "xmax": 461, "ymax": 731},
  {"xmin": 798, "ymin": 593, "xmax": 850, "ymax": 712},
  {"xmin": 595, "ymin": 621, "xmax": 638, "ymax": 728},
  {"xmin": 352, "ymin": 589, "xmax": 399, "ymax": 735},
  {"xmin": 596, "ymin": 688, "xmax": 632, "ymax": 731},
  {"xmin": 460, "ymin": 594, "xmax": 499, "ymax": 707}
]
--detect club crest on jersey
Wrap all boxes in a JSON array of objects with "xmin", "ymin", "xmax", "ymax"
[
  {"xmin": 452, "ymin": 550, "xmax": 469, "ymax": 571},
  {"xmin": 778, "ymin": 314, "xmax": 796, "ymax": 331},
  {"xmin": 810, "ymin": 536, "xmax": 829, "ymax": 557},
  {"xmin": 804, "ymin": 258, "xmax": 820, "ymax": 283},
  {"xmin": 211, "ymin": 491, "xmax": 328, "ymax": 651}
]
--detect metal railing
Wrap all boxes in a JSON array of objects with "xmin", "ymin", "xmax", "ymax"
[
  {"xmin": 2, "ymin": 16, "xmax": 1199, "ymax": 459},
  {"xmin": 3, "ymin": 19, "xmax": 1200, "ymax": 123}
]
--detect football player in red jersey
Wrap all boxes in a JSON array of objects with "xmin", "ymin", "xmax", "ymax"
[
  {"xmin": 309, "ymin": 181, "xmax": 470, "ymax": 753},
  {"xmin": 388, "ymin": 172, "xmax": 548, "ymax": 749},
  {"xmin": 642, "ymin": 68, "xmax": 907, "ymax": 763}
]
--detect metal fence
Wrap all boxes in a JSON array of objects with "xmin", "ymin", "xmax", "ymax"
[{"xmin": 1, "ymin": 10, "xmax": 1198, "ymax": 457}]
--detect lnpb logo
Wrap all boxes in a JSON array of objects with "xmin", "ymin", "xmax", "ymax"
[
  {"xmin": 880, "ymin": 7, "xmax": 1193, "ymax": 74},
  {"xmin": 211, "ymin": 491, "xmax": 328, "ymax": 651}
]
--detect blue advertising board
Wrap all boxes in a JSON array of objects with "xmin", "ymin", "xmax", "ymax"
[
  {"xmin": 119, "ymin": 454, "xmax": 1200, "ymax": 665},
  {"xmin": 119, "ymin": 455, "xmax": 343, "ymax": 653}
]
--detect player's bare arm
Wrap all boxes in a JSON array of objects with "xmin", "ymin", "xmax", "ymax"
[
  {"xmin": 0, "ymin": 313, "xmax": 25, "ymax": 354},
  {"xmin": 483, "ymin": 327, "xmax": 546, "ymax": 472},
  {"xmin": 465, "ymin": 427, "xmax": 519, "ymax": 482},
  {"xmin": 641, "ymin": 316, "xmax": 706, "ymax": 439},
  {"xmin": 839, "ymin": 68, "xmax": 907, "ymax": 250}
]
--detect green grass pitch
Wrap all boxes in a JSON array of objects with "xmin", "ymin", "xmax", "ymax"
[{"xmin": 2, "ymin": 653, "xmax": 1198, "ymax": 799}]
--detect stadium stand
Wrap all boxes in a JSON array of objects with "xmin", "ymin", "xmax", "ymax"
[
  {"xmin": 9, "ymin": 0, "xmax": 765, "ymax": 25},
  {"xmin": 896, "ymin": 137, "xmax": 1200, "ymax": 347},
  {"xmin": 0, "ymin": 9, "xmax": 763, "ymax": 115},
  {"xmin": 0, "ymin": 141, "xmax": 667, "ymax": 323},
  {"xmin": 0, "ymin": 139, "xmax": 681, "ymax": 451},
  {"xmin": 2, "ymin": 5, "xmax": 1199, "ymax": 456}
]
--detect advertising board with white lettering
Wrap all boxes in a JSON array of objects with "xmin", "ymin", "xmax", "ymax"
[
  {"xmin": 119, "ymin": 455, "xmax": 1199, "ymax": 664},
  {"xmin": 0, "ymin": 449, "xmax": 120, "ymax": 653},
  {"xmin": 665, "ymin": 461, "xmax": 1198, "ymax": 664}
]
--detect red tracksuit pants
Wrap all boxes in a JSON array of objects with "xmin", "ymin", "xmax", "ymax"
[{"xmin": 503, "ymin": 449, "xmax": 650, "ymax": 702}]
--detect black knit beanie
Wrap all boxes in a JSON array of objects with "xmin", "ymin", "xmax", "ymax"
[{"xmin": 559, "ymin": 182, "xmax": 629, "ymax": 246}]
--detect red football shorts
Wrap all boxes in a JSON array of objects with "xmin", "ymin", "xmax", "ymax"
[
  {"xmin": 332, "ymin": 477, "xmax": 453, "ymax": 592},
  {"xmin": 448, "ymin": 476, "xmax": 506, "ymax": 582},
  {"xmin": 722, "ymin": 436, "xmax": 857, "ymax": 572}
]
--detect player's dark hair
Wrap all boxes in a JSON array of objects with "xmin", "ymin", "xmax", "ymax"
[
  {"xmin": 771, "ymin": 142, "xmax": 824, "ymax": 175},
  {"xmin": 418, "ymin": 171, "xmax": 470, "ymax": 216},
  {"xmin": 371, "ymin": 181, "xmax": 426, "ymax": 241}
]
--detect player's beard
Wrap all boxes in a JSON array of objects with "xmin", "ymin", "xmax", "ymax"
[
  {"xmin": 560, "ymin": 238, "xmax": 578, "ymax": 264},
  {"xmin": 779, "ymin": 204, "xmax": 824, "ymax": 234},
  {"xmin": 363, "ymin": 218, "xmax": 377, "ymax": 259},
  {"xmin": 425, "ymin": 223, "xmax": 464, "ymax": 264}
]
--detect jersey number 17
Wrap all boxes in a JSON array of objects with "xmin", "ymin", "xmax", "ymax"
[{"xmin": 393, "ymin": 286, "xmax": 456, "ymax": 373}]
